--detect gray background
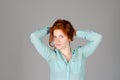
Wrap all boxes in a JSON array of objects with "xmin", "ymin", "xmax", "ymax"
[{"xmin": 0, "ymin": 0, "xmax": 120, "ymax": 80}]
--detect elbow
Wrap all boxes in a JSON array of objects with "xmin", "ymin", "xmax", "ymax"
[
  {"xmin": 30, "ymin": 33, "xmax": 34, "ymax": 39},
  {"xmin": 30, "ymin": 32, "xmax": 37, "ymax": 42},
  {"xmin": 91, "ymin": 32, "xmax": 103, "ymax": 42},
  {"xmin": 94, "ymin": 33, "xmax": 103, "ymax": 43},
  {"xmin": 30, "ymin": 32, "xmax": 38, "ymax": 44},
  {"xmin": 98, "ymin": 34, "xmax": 103, "ymax": 41}
]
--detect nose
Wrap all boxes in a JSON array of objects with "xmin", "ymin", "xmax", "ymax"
[{"xmin": 55, "ymin": 38, "xmax": 60, "ymax": 43}]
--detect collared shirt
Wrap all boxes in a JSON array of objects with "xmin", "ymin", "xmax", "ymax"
[{"xmin": 30, "ymin": 27, "xmax": 102, "ymax": 80}]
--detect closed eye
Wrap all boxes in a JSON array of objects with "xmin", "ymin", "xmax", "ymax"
[
  {"xmin": 54, "ymin": 36, "xmax": 57, "ymax": 38},
  {"xmin": 59, "ymin": 35, "xmax": 64, "ymax": 38}
]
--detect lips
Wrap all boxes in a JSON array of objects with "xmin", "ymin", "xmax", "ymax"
[{"xmin": 56, "ymin": 44, "xmax": 61, "ymax": 46}]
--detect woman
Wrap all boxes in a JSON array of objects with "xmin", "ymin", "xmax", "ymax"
[{"xmin": 30, "ymin": 19, "xmax": 102, "ymax": 80}]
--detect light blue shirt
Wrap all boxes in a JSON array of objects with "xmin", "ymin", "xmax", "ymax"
[{"xmin": 30, "ymin": 27, "xmax": 102, "ymax": 80}]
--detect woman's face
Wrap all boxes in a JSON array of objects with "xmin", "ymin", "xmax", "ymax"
[{"xmin": 53, "ymin": 29, "xmax": 70, "ymax": 50}]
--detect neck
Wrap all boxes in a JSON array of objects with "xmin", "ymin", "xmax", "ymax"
[
  {"xmin": 60, "ymin": 46, "xmax": 72, "ymax": 56},
  {"xmin": 60, "ymin": 45, "xmax": 72, "ymax": 62}
]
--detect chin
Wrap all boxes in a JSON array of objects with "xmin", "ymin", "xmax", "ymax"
[
  {"xmin": 56, "ymin": 47, "xmax": 61, "ymax": 50},
  {"xmin": 55, "ymin": 46, "xmax": 62, "ymax": 50}
]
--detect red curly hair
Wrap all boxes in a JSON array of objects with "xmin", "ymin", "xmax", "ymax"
[{"xmin": 49, "ymin": 19, "xmax": 76, "ymax": 47}]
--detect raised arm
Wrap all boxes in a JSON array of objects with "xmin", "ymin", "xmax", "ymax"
[
  {"xmin": 76, "ymin": 30, "xmax": 102, "ymax": 59},
  {"xmin": 30, "ymin": 27, "xmax": 56, "ymax": 62}
]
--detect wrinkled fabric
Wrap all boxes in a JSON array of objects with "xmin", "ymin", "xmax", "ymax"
[{"xmin": 30, "ymin": 27, "xmax": 102, "ymax": 80}]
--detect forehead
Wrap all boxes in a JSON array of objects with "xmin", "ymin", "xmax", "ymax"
[{"xmin": 53, "ymin": 29, "xmax": 65, "ymax": 36}]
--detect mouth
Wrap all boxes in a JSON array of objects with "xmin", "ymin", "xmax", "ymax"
[{"xmin": 56, "ymin": 44, "xmax": 61, "ymax": 46}]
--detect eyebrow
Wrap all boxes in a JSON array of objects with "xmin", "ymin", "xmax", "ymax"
[{"xmin": 54, "ymin": 34, "xmax": 64, "ymax": 37}]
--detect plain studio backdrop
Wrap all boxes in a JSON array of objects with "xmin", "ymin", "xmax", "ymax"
[{"xmin": 0, "ymin": 0, "xmax": 120, "ymax": 80}]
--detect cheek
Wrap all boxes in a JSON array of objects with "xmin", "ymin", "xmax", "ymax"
[{"xmin": 62, "ymin": 39, "xmax": 69, "ymax": 44}]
